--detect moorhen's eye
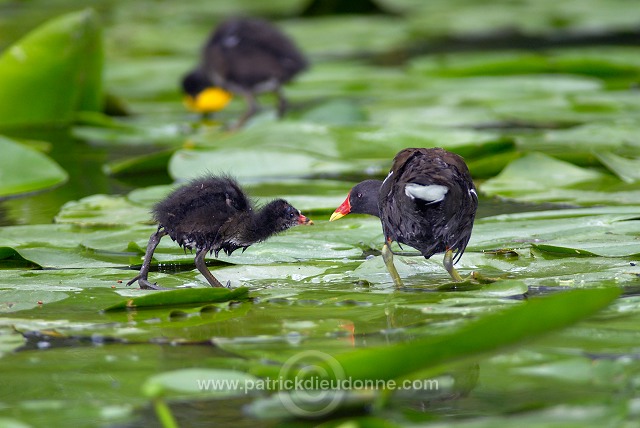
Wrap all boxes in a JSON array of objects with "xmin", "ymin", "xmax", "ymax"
[{"xmin": 357, "ymin": 193, "xmax": 363, "ymax": 198}]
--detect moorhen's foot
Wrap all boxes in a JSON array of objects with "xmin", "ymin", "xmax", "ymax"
[
  {"xmin": 137, "ymin": 278, "xmax": 169, "ymax": 290},
  {"xmin": 125, "ymin": 275, "xmax": 141, "ymax": 287},
  {"xmin": 381, "ymin": 243, "xmax": 403, "ymax": 288},
  {"xmin": 469, "ymin": 271, "xmax": 500, "ymax": 284},
  {"xmin": 124, "ymin": 274, "xmax": 167, "ymax": 290}
]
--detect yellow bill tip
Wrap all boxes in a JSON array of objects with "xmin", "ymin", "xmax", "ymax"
[{"xmin": 329, "ymin": 211, "xmax": 345, "ymax": 222}]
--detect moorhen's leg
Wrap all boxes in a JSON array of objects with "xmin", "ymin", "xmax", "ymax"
[
  {"xmin": 381, "ymin": 242, "xmax": 403, "ymax": 288},
  {"xmin": 233, "ymin": 93, "xmax": 259, "ymax": 129},
  {"xmin": 443, "ymin": 249, "xmax": 463, "ymax": 282},
  {"xmin": 275, "ymin": 87, "xmax": 287, "ymax": 118},
  {"xmin": 126, "ymin": 228, "xmax": 168, "ymax": 290},
  {"xmin": 194, "ymin": 247, "xmax": 225, "ymax": 288}
]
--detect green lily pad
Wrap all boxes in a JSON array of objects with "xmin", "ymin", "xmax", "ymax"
[
  {"xmin": 0, "ymin": 135, "xmax": 68, "ymax": 199},
  {"xmin": 0, "ymin": 224, "xmax": 142, "ymax": 268},
  {"xmin": 285, "ymin": 16, "xmax": 407, "ymax": 57},
  {"xmin": 516, "ymin": 120, "xmax": 640, "ymax": 165},
  {"xmin": 54, "ymin": 194, "xmax": 152, "ymax": 226},
  {"xmin": 594, "ymin": 151, "xmax": 640, "ymax": 183},
  {"xmin": 0, "ymin": 247, "xmax": 41, "ymax": 269},
  {"xmin": 481, "ymin": 151, "xmax": 604, "ymax": 191},
  {"xmin": 72, "ymin": 119, "xmax": 187, "ymax": 146},
  {"xmin": 103, "ymin": 286, "xmax": 249, "ymax": 311},
  {"xmin": 470, "ymin": 207, "xmax": 640, "ymax": 256},
  {"xmin": 0, "ymin": 289, "xmax": 69, "ymax": 313},
  {"xmin": 301, "ymin": 99, "xmax": 367, "ymax": 125},
  {"xmin": 103, "ymin": 148, "xmax": 175, "ymax": 177},
  {"xmin": 479, "ymin": 152, "xmax": 640, "ymax": 205},
  {"xmin": 0, "ymin": 9, "xmax": 103, "ymax": 128},
  {"xmin": 170, "ymin": 147, "xmax": 352, "ymax": 181},
  {"xmin": 409, "ymin": 47, "xmax": 640, "ymax": 87},
  {"xmin": 143, "ymin": 368, "xmax": 261, "ymax": 398},
  {"xmin": 253, "ymin": 287, "xmax": 619, "ymax": 394}
]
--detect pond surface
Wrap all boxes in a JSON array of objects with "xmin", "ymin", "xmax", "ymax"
[{"xmin": 1, "ymin": 1, "xmax": 640, "ymax": 427}]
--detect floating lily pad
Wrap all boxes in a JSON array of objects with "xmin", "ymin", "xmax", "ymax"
[
  {"xmin": 470, "ymin": 207, "xmax": 640, "ymax": 254},
  {"xmin": 103, "ymin": 148, "xmax": 175, "ymax": 177},
  {"xmin": 0, "ymin": 224, "xmax": 142, "ymax": 268},
  {"xmin": 0, "ymin": 247, "xmax": 40, "ymax": 269},
  {"xmin": 516, "ymin": 120, "xmax": 640, "ymax": 165},
  {"xmin": 170, "ymin": 147, "xmax": 352, "ymax": 181},
  {"xmin": 286, "ymin": 16, "xmax": 407, "ymax": 57},
  {"xmin": 252, "ymin": 287, "xmax": 619, "ymax": 395},
  {"xmin": 479, "ymin": 152, "xmax": 640, "ymax": 205},
  {"xmin": 594, "ymin": 151, "xmax": 640, "ymax": 183},
  {"xmin": 0, "ymin": 289, "xmax": 69, "ymax": 313},
  {"xmin": 409, "ymin": 47, "xmax": 640, "ymax": 87},
  {"xmin": 54, "ymin": 194, "xmax": 153, "ymax": 226},
  {"xmin": 0, "ymin": 9, "xmax": 103, "ymax": 128},
  {"xmin": 143, "ymin": 368, "xmax": 261, "ymax": 398},
  {"xmin": 0, "ymin": 135, "xmax": 68, "ymax": 199},
  {"xmin": 482, "ymin": 152, "xmax": 604, "ymax": 190},
  {"xmin": 103, "ymin": 287, "xmax": 249, "ymax": 311}
]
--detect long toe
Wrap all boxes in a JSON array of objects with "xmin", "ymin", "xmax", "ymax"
[
  {"xmin": 138, "ymin": 279, "xmax": 167, "ymax": 290},
  {"xmin": 125, "ymin": 275, "xmax": 141, "ymax": 286},
  {"xmin": 470, "ymin": 271, "xmax": 500, "ymax": 284}
]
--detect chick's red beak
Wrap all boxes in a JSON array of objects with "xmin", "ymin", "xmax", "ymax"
[
  {"xmin": 298, "ymin": 214, "xmax": 314, "ymax": 225},
  {"xmin": 330, "ymin": 194, "xmax": 351, "ymax": 221}
]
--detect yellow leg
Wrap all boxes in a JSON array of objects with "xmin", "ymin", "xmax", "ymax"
[
  {"xmin": 382, "ymin": 243, "xmax": 403, "ymax": 288},
  {"xmin": 443, "ymin": 249, "xmax": 463, "ymax": 282}
]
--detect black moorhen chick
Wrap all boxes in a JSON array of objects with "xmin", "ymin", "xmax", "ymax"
[
  {"xmin": 330, "ymin": 148, "xmax": 477, "ymax": 285},
  {"xmin": 127, "ymin": 175, "xmax": 313, "ymax": 290},
  {"xmin": 182, "ymin": 17, "xmax": 308, "ymax": 128}
]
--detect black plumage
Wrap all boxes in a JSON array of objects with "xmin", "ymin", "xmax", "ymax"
[
  {"xmin": 128, "ymin": 175, "xmax": 312, "ymax": 290},
  {"xmin": 182, "ymin": 17, "xmax": 308, "ymax": 127},
  {"xmin": 330, "ymin": 148, "xmax": 477, "ymax": 284}
]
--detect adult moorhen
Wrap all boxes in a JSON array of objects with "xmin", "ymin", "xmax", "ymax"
[
  {"xmin": 127, "ymin": 175, "xmax": 313, "ymax": 290},
  {"xmin": 330, "ymin": 148, "xmax": 477, "ymax": 285},
  {"xmin": 182, "ymin": 17, "xmax": 308, "ymax": 128}
]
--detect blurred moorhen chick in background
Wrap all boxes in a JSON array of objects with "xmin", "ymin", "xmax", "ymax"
[
  {"xmin": 128, "ymin": 175, "xmax": 313, "ymax": 290},
  {"xmin": 330, "ymin": 148, "xmax": 477, "ymax": 286},
  {"xmin": 182, "ymin": 17, "xmax": 308, "ymax": 128}
]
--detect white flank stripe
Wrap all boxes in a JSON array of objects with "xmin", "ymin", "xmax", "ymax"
[
  {"xmin": 405, "ymin": 183, "xmax": 448, "ymax": 203},
  {"xmin": 382, "ymin": 170, "xmax": 393, "ymax": 185}
]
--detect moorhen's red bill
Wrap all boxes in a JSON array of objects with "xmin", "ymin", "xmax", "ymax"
[
  {"xmin": 128, "ymin": 175, "xmax": 313, "ymax": 290},
  {"xmin": 182, "ymin": 17, "xmax": 308, "ymax": 128},
  {"xmin": 330, "ymin": 147, "xmax": 477, "ymax": 285}
]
